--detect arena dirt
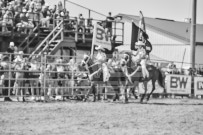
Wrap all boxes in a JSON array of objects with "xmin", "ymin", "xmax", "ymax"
[{"xmin": 1, "ymin": 99, "xmax": 203, "ymax": 135}]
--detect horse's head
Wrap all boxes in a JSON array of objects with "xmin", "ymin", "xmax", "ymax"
[
  {"xmin": 123, "ymin": 53, "xmax": 131, "ymax": 64},
  {"xmin": 120, "ymin": 58, "xmax": 127, "ymax": 67},
  {"xmin": 81, "ymin": 54, "xmax": 91, "ymax": 67}
]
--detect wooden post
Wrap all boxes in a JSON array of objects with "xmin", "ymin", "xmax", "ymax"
[{"xmin": 190, "ymin": 0, "xmax": 197, "ymax": 96}]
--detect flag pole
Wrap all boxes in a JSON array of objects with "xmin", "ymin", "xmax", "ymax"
[
  {"xmin": 181, "ymin": 48, "xmax": 186, "ymax": 70},
  {"xmin": 91, "ymin": 23, "xmax": 97, "ymax": 58}
]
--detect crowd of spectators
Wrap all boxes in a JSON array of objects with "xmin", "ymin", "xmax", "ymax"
[
  {"xmin": 165, "ymin": 62, "xmax": 203, "ymax": 76},
  {"xmin": 0, "ymin": 0, "xmax": 70, "ymax": 34}
]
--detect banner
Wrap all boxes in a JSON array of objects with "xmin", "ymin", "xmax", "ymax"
[
  {"xmin": 91, "ymin": 23, "xmax": 112, "ymax": 57},
  {"xmin": 194, "ymin": 77, "xmax": 203, "ymax": 96},
  {"xmin": 166, "ymin": 74, "xmax": 191, "ymax": 94}
]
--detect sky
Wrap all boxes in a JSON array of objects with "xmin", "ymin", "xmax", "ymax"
[{"xmin": 49, "ymin": 0, "xmax": 203, "ymax": 24}]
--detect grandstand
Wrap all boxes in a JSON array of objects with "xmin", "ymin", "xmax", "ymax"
[{"xmin": 0, "ymin": 0, "xmax": 124, "ymax": 58}]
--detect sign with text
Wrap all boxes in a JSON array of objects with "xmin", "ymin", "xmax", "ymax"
[
  {"xmin": 166, "ymin": 75, "xmax": 191, "ymax": 94},
  {"xmin": 194, "ymin": 77, "xmax": 203, "ymax": 96},
  {"xmin": 92, "ymin": 23, "xmax": 112, "ymax": 50}
]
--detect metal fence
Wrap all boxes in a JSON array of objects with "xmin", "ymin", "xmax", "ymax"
[{"xmin": 1, "ymin": 52, "xmax": 203, "ymax": 102}]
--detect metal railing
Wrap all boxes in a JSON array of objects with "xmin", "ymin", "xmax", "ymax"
[{"xmin": 29, "ymin": 20, "xmax": 64, "ymax": 58}]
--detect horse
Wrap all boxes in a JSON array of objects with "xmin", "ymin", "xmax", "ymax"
[
  {"xmin": 72, "ymin": 65, "xmax": 91, "ymax": 100},
  {"xmin": 121, "ymin": 52, "xmax": 166, "ymax": 103},
  {"xmin": 81, "ymin": 54, "xmax": 126, "ymax": 102}
]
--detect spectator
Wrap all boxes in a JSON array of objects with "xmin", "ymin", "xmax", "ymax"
[
  {"xmin": 57, "ymin": 1, "xmax": 63, "ymax": 13},
  {"xmin": 1, "ymin": 9, "xmax": 13, "ymax": 32},
  {"xmin": 6, "ymin": 41, "xmax": 15, "ymax": 61},
  {"xmin": 106, "ymin": 12, "xmax": 114, "ymax": 36},
  {"xmin": 78, "ymin": 13, "xmax": 85, "ymax": 32},
  {"xmin": 40, "ymin": 4, "xmax": 51, "ymax": 27},
  {"xmin": 16, "ymin": 8, "xmax": 30, "ymax": 33}
]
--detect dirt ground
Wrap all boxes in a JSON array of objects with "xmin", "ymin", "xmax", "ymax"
[{"xmin": 1, "ymin": 98, "xmax": 203, "ymax": 135}]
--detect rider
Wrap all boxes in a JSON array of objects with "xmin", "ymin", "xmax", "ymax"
[
  {"xmin": 94, "ymin": 45, "xmax": 110, "ymax": 82},
  {"xmin": 134, "ymin": 40, "xmax": 149, "ymax": 79},
  {"xmin": 108, "ymin": 48, "xmax": 120, "ymax": 72}
]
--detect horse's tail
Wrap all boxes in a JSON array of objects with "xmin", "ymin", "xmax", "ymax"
[{"xmin": 157, "ymin": 68, "xmax": 165, "ymax": 88}]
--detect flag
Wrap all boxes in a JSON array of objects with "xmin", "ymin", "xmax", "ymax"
[
  {"xmin": 139, "ymin": 11, "xmax": 146, "ymax": 32},
  {"xmin": 130, "ymin": 22, "xmax": 139, "ymax": 51},
  {"xmin": 91, "ymin": 23, "xmax": 112, "ymax": 58},
  {"xmin": 138, "ymin": 11, "xmax": 149, "ymax": 41}
]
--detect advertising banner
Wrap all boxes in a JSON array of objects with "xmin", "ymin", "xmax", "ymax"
[
  {"xmin": 166, "ymin": 75, "xmax": 191, "ymax": 94},
  {"xmin": 92, "ymin": 23, "xmax": 112, "ymax": 50},
  {"xmin": 194, "ymin": 77, "xmax": 203, "ymax": 96}
]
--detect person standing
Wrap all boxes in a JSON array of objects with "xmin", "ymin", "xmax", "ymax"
[{"xmin": 6, "ymin": 42, "xmax": 15, "ymax": 61}]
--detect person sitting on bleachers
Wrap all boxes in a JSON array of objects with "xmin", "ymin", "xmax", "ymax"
[
  {"xmin": 78, "ymin": 13, "xmax": 85, "ymax": 32},
  {"xmin": 40, "ymin": 4, "xmax": 51, "ymax": 28},
  {"xmin": 106, "ymin": 12, "xmax": 114, "ymax": 36},
  {"xmin": 1, "ymin": 9, "xmax": 13, "ymax": 32},
  {"xmin": 16, "ymin": 8, "xmax": 30, "ymax": 33}
]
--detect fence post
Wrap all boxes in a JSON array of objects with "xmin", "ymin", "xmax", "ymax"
[
  {"xmin": 43, "ymin": 54, "xmax": 47, "ymax": 102},
  {"xmin": 8, "ymin": 54, "xmax": 11, "ymax": 98},
  {"xmin": 71, "ymin": 66, "xmax": 74, "ymax": 97}
]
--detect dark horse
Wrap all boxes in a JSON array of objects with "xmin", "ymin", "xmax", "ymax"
[
  {"xmin": 122, "ymin": 53, "xmax": 166, "ymax": 103},
  {"xmin": 81, "ymin": 54, "xmax": 126, "ymax": 102}
]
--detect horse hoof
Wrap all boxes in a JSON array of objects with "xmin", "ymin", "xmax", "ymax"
[
  {"xmin": 22, "ymin": 97, "xmax": 26, "ymax": 102},
  {"xmin": 83, "ymin": 98, "xmax": 87, "ymax": 102},
  {"xmin": 124, "ymin": 100, "xmax": 128, "ymax": 104}
]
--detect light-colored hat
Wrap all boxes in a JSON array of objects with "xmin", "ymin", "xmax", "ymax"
[
  {"xmin": 18, "ymin": 51, "xmax": 24, "ymax": 55},
  {"xmin": 56, "ymin": 58, "xmax": 63, "ymax": 63},
  {"xmin": 9, "ymin": 42, "xmax": 15, "ymax": 47},
  {"xmin": 95, "ymin": 45, "xmax": 105, "ymax": 51},
  {"xmin": 60, "ymin": 12, "xmax": 64, "ymax": 17},
  {"xmin": 135, "ymin": 40, "xmax": 145, "ymax": 46},
  {"xmin": 22, "ymin": 8, "xmax": 27, "ymax": 13}
]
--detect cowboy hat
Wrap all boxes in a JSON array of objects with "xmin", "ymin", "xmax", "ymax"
[
  {"xmin": 56, "ymin": 58, "xmax": 63, "ymax": 63},
  {"xmin": 135, "ymin": 40, "xmax": 145, "ymax": 46},
  {"xmin": 95, "ymin": 45, "xmax": 105, "ymax": 51},
  {"xmin": 9, "ymin": 42, "xmax": 15, "ymax": 47},
  {"xmin": 18, "ymin": 51, "xmax": 24, "ymax": 55}
]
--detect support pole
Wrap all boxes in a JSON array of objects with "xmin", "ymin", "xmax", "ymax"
[
  {"xmin": 190, "ymin": 0, "xmax": 197, "ymax": 96},
  {"xmin": 88, "ymin": 9, "xmax": 91, "ymax": 19},
  {"xmin": 190, "ymin": 0, "xmax": 197, "ymax": 69}
]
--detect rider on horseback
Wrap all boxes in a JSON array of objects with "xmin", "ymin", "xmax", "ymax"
[
  {"xmin": 134, "ymin": 40, "xmax": 149, "ymax": 78},
  {"xmin": 94, "ymin": 45, "xmax": 110, "ymax": 82},
  {"xmin": 108, "ymin": 48, "xmax": 120, "ymax": 71},
  {"xmin": 126, "ymin": 40, "xmax": 149, "ymax": 79}
]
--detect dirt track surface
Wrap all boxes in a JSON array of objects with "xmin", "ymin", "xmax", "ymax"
[{"xmin": 1, "ymin": 99, "xmax": 203, "ymax": 135}]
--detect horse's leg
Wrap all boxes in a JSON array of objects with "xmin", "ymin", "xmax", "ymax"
[
  {"xmin": 146, "ymin": 79, "xmax": 156, "ymax": 101},
  {"xmin": 20, "ymin": 81, "xmax": 25, "ymax": 102},
  {"xmin": 91, "ymin": 84, "xmax": 96, "ymax": 102},
  {"xmin": 132, "ymin": 81, "xmax": 139, "ymax": 100},
  {"xmin": 102, "ymin": 82, "xmax": 107, "ymax": 100},
  {"xmin": 112, "ymin": 86, "xmax": 120, "ymax": 102},
  {"xmin": 97, "ymin": 84, "xmax": 101, "ymax": 101},
  {"xmin": 83, "ymin": 82, "xmax": 93, "ymax": 102},
  {"xmin": 131, "ymin": 86, "xmax": 139, "ymax": 99},
  {"xmin": 140, "ymin": 81, "xmax": 148, "ymax": 103}
]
